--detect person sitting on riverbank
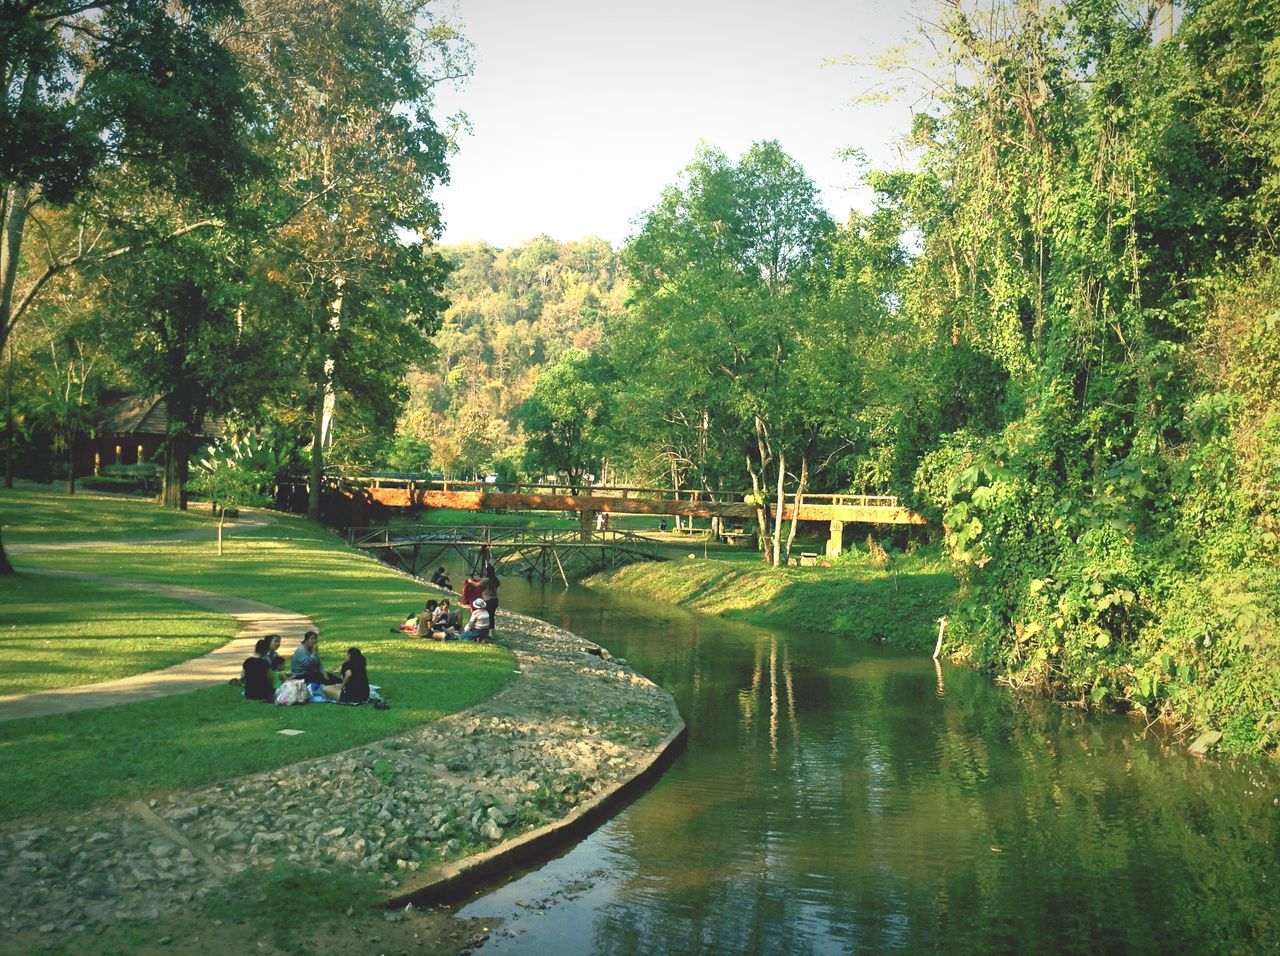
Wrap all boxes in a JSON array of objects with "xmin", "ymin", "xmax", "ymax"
[
  {"xmin": 322, "ymin": 647, "xmax": 371, "ymax": 704},
  {"xmin": 426, "ymin": 599, "xmax": 460, "ymax": 640},
  {"xmin": 430, "ymin": 566, "xmax": 452, "ymax": 590},
  {"xmin": 241, "ymin": 638, "xmax": 275, "ymax": 702},
  {"xmin": 291, "ymin": 631, "xmax": 341, "ymax": 685},
  {"xmin": 460, "ymin": 598, "xmax": 491, "ymax": 642}
]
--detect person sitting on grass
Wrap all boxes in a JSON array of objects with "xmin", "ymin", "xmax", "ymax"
[
  {"xmin": 425, "ymin": 599, "xmax": 460, "ymax": 641},
  {"xmin": 431, "ymin": 566, "xmax": 452, "ymax": 590},
  {"xmin": 393, "ymin": 607, "xmax": 423, "ymax": 633},
  {"xmin": 414, "ymin": 600, "xmax": 440, "ymax": 639},
  {"xmin": 435, "ymin": 599, "xmax": 461, "ymax": 631},
  {"xmin": 322, "ymin": 647, "xmax": 371, "ymax": 704},
  {"xmin": 291, "ymin": 631, "xmax": 341, "ymax": 685},
  {"xmin": 263, "ymin": 633, "xmax": 286, "ymax": 674},
  {"xmin": 241, "ymin": 638, "xmax": 275, "ymax": 702},
  {"xmin": 459, "ymin": 598, "xmax": 491, "ymax": 642}
]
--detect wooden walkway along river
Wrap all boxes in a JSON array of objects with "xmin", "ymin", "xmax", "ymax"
[
  {"xmin": 348, "ymin": 526, "xmax": 666, "ymax": 584},
  {"xmin": 334, "ymin": 478, "xmax": 926, "ymax": 558}
]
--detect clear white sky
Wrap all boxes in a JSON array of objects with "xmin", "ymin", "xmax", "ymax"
[{"xmin": 433, "ymin": 0, "xmax": 926, "ymax": 249}]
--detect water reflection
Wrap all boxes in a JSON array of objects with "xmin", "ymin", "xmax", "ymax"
[{"xmin": 453, "ymin": 569, "xmax": 1280, "ymax": 954}]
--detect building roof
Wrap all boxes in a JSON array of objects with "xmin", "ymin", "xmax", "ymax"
[{"xmin": 100, "ymin": 394, "xmax": 224, "ymax": 438}]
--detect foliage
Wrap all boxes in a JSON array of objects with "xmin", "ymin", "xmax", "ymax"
[
  {"xmin": 862, "ymin": 0, "xmax": 1280, "ymax": 754},
  {"xmin": 392, "ymin": 237, "xmax": 626, "ymax": 480},
  {"xmin": 516, "ymin": 346, "xmax": 614, "ymax": 487}
]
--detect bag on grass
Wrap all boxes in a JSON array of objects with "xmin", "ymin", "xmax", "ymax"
[{"xmin": 275, "ymin": 678, "xmax": 309, "ymax": 707}]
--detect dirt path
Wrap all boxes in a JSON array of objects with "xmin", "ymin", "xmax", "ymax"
[{"xmin": 0, "ymin": 568, "xmax": 315, "ymax": 722}]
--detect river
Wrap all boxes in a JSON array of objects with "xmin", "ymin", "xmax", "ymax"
[{"xmin": 451, "ymin": 571, "xmax": 1279, "ymax": 954}]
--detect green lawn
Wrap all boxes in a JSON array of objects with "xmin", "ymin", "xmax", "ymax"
[
  {"xmin": 0, "ymin": 485, "xmax": 215, "ymax": 544},
  {"xmin": 0, "ymin": 574, "xmax": 234, "ymax": 692},
  {"xmin": 0, "ymin": 492, "xmax": 516, "ymax": 822}
]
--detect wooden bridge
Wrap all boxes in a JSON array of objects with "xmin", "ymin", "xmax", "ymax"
[
  {"xmin": 348, "ymin": 525, "xmax": 665, "ymax": 584},
  {"xmin": 333, "ymin": 478, "xmax": 925, "ymax": 558}
]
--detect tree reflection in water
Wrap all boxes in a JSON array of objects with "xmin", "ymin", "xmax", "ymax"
[{"xmin": 460, "ymin": 581, "xmax": 1280, "ymax": 954}]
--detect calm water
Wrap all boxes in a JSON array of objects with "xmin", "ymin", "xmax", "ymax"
[{"xmin": 456, "ymin": 572, "xmax": 1279, "ymax": 954}]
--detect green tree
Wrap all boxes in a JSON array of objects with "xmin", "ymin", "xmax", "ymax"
[
  {"xmin": 517, "ymin": 347, "xmax": 613, "ymax": 491},
  {"xmin": 618, "ymin": 141, "xmax": 833, "ymax": 562},
  {"xmin": 0, "ymin": 0, "xmax": 258, "ymax": 569},
  {"xmin": 236, "ymin": 0, "xmax": 461, "ymax": 518}
]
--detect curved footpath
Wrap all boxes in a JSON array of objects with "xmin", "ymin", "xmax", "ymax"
[
  {"xmin": 0, "ymin": 569, "xmax": 315, "ymax": 721},
  {"xmin": 0, "ymin": 535, "xmax": 686, "ymax": 951}
]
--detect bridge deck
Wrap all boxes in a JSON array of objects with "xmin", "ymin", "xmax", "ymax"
[{"xmin": 338, "ymin": 479, "xmax": 924, "ymax": 526}]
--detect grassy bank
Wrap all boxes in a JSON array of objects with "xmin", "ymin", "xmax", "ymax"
[
  {"xmin": 589, "ymin": 546, "xmax": 958, "ymax": 650},
  {"xmin": 0, "ymin": 574, "xmax": 235, "ymax": 692},
  {"xmin": 0, "ymin": 488, "xmax": 516, "ymax": 822}
]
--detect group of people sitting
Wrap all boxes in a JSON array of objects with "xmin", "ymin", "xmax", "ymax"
[
  {"xmin": 240, "ymin": 562, "xmax": 498, "ymax": 706},
  {"xmin": 394, "ymin": 563, "xmax": 499, "ymax": 642},
  {"xmin": 241, "ymin": 630, "xmax": 372, "ymax": 706}
]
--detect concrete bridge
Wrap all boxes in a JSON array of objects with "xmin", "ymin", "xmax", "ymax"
[{"xmin": 333, "ymin": 478, "xmax": 925, "ymax": 558}]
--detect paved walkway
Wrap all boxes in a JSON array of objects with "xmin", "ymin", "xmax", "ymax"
[{"xmin": 0, "ymin": 514, "xmax": 315, "ymax": 722}]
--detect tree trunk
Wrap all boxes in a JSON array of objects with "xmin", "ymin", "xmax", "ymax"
[
  {"xmin": 771, "ymin": 450, "xmax": 786, "ymax": 567},
  {"xmin": 161, "ymin": 434, "xmax": 190, "ymax": 509},
  {"xmin": 750, "ymin": 416, "xmax": 772, "ymax": 562},
  {"xmin": 1, "ymin": 184, "xmax": 32, "ymax": 359},
  {"xmin": 4, "ymin": 337, "xmax": 14, "ymax": 489},
  {"xmin": 0, "ymin": 530, "xmax": 13, "ymax": 574},
  {"xmin": 308, "ymin": 378, "xmax": 326, "ymax": 521},
  {"xmin": 784, "ymin": 455, "xmax": 808, "ymax": 565},
  {"xmin": 65, "ymin": 433, "xmax": 76, "ymax": 495}
]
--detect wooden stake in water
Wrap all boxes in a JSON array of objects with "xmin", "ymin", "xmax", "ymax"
[{"xmin": 933, "ymin": 617, "xmax": 947, "ymax": 660}]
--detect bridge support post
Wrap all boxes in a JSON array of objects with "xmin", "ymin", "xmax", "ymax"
[
  {"xmin": 826, "ymin": 519, "xmax": 845, "ymax": 558},
  {"xmin": 580, "ymin": 509, "xmax": 597, "ymax": 544}
]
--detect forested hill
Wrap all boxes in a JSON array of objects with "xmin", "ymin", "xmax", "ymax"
[{"xmin": 390, "ymin": 237, "xmax": 626, "ymax": 480}]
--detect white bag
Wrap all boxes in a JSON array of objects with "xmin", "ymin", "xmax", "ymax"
[{"xmin": 275, "ymin": 678, "xmax": 310, "ymax": 706}]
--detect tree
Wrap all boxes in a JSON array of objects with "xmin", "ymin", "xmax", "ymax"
[
  {"xmin": 0, "ymin": 0, "xmax": 258, "ymax": 569},
  {"xmin": 234, "ymin": 0, "xmax": 462, "ymax": 519},
  {"xmin": 517, "ymin": 347, "xmax": 613, "ymax": 490},
  {"xmin": 618, "ymin": 141, "xmax": 833, "ymax": 562}
]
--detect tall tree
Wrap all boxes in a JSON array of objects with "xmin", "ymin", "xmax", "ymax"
[
  {"xmin": 516, "ymin": 347, "xmax": 613, "ymax": 491},
  {"xmin": 618, "ymin": 141, "xmax": 833, "ymax": 562},
  {"xmin": 234, "ymin": 0, "xmax": 461, "ymax": 519}
]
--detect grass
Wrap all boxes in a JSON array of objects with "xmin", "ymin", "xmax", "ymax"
[
  {"xmin": 0, "ymin": 491, "xmax": 517, "ymax": 823},
  {"xmin": 0, "ymin": 484, "xmax": 214, "ymax": 544},
  {"xmin": 589, "ymin": 544, "xmax": 958, "ymax": 651},
  {"xmin": 0, "ymin": 574, "xmax": 234, "ymax": 692}
]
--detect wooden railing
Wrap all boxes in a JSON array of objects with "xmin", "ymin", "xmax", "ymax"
[{"xmin": 330, "ymin": 475, "xmax": 904, "ymax": 510}]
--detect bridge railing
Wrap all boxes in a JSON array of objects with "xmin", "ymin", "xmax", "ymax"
[{"xmin": 331, "ymin": 475, "xmax": 902, "ymax": 510}]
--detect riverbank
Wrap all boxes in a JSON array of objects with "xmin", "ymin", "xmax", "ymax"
[
  {"xmin": 587, "ymin": 548, "xmax": 957, "ymax": 651},
  {"xmin": 0, "ymin": 606, "xmax": 683, "ymax": 954}
]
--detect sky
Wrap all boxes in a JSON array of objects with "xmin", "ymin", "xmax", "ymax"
[{"xmin": 432, "ymin": 0, "xmax": 926, "ymax": 249}]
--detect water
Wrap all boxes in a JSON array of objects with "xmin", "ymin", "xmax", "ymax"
[{"xmin": 458, "ymin": 570, "xmax": 1280, "ymax": 954}]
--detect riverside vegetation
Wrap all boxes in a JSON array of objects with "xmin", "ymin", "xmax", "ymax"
[{"xmin": 5, "ymin": 0, "xmax": 1278, "ymax": 757}]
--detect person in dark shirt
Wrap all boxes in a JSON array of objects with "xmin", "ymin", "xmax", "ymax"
[
  {"xmin": 483, "ymin": 562, "xmax": 500, "ymax": 635},
  {"xmin": 241, "ymin": 638, "xmax": 275, "ymax": 702},
  {"xmin": 430, "ymin": 566, "xmax": 452, "ymax": 590},
  {"xmin": 322, "ymin": 647, "xmax": 371, "ymax": 704}
]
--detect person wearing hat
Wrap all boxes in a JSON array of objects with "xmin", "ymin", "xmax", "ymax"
[{"xmin": 460, "ymin": 598, "xmax": 491, "ymax": 641}]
